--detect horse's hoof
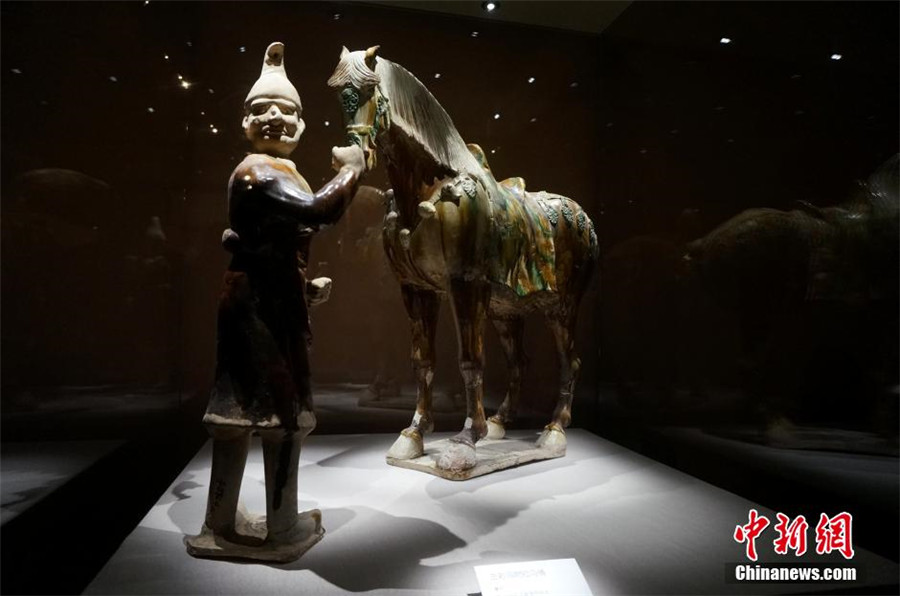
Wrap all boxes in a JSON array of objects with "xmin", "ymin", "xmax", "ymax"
[
  {"xmin": 437, "ymin": 441, "xmax": 477, "ymax": 472},
  {"xmin": 486, "ymin": 417, "xmax": 506, "ymax": 440},
  {"xmin": 536, "ymin": 426, "xmax": 567, "ymax": 455},
  {"xmin": 386, "ymin": 430, "xmax": 423, "ymax": 460}
]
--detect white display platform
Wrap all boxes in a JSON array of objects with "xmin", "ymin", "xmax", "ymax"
[{"xmin": 86, "ymin": 430, "xmax": 897, "ymax": 595}]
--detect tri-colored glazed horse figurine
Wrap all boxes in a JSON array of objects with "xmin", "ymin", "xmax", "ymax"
[{"xmin": 328, "ymin": 46, "xmax": 598, "ymax": 473}]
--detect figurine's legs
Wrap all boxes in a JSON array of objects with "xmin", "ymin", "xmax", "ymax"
[
  {"xmin": 260, "ymin": 429, "xmax": 302, "ymax": 540},
  {"xmin": 538, "ymin": 311, "xmax": 580, "ymax": 452},
  {"xmin": 387, "ymin": 285, "xmax": 440, "ymax": 460},
  {"xmin": 260, "ymin": 410, "xmax": 315, "ymax": 540},
  {"xmin": 486, "ymin": 317, "xmax": 527, "ymax": 440},
  {"xmin": 203, "ymin": 426, "xmax": 251, "ymax": 539},
  {"xmin": 437, "ymin": 278, "xmax": 490, "ymax": 472}
]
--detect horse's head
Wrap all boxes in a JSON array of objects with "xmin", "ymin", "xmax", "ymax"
[{"xmin": 327, "ymin": 46, "xmax": 390, "ymax": 171}]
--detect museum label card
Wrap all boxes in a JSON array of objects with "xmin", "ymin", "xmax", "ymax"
[{"xmin": 474, "ymin": 558, "xmax": 592, "ymax": 596}]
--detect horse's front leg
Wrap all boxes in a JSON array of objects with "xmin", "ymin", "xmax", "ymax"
[
  {"xmin": 386, "ymin": 285, "xmax": 440, "ymax": 460},
  {"xmin": 437, "ymin": 278, "xmax": 490, "ymax": 472}
]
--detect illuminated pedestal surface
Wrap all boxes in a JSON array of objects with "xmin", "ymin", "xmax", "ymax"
[{"xmin": 85, "ymin": 430, "xmax": 898, "ymax": 595}]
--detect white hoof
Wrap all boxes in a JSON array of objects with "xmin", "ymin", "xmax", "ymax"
[
  {"xmin": 536, "ymin": 427, "xmax": 567, "ymax": 455},
  {"xmin": 486, "ymin": 418, "xmax": 506, "ymax": 440},
  {"xmin": 386, "ymin": 431, "xmax": 423, "ymax": 460},
  {"xmin": 437, "ymin": 441, "xmax": 477, "ymax": 472}
]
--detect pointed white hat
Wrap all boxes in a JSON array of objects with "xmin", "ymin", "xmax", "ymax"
[{"xmin": 244, "ymin": 42, "xmax": 302, "ymax": 110}]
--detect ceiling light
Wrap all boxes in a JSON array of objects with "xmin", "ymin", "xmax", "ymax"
[
  {"xmin": 493, "ymin": 113, "xmax": 500, "ymax": 120},
  {"xmin": 482, "ymin": 2, "xmax": 498, "ymax": 12},
  {"xmin": 720, "ymin": 37, "xmax": 732, "ymax": 44},
  {"xmin": 831, "ymin": 53, "xmax": 842, "ymax": 61},
  {"xmin": 528, "ymin": 77, "xmax": 535, "ymax": 83}
]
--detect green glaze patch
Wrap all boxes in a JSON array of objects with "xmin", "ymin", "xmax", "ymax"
[
  {"xmin": 347, "ymin": 131, "xmax": 364, "ymax": 148},
  {"xmin": 488, "ymin": 183, "xmax": 558, "ymax": 297},
  {"xmin": 341, "ymin": 87, "xmax": 360, "ymax": 116},
  {"xmin": 562, "ymin": 203, "xmax": 575, "ymax": 226}
]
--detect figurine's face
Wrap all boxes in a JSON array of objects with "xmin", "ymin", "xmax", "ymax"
[
  {"xmin": 339, "ymin": 83, "xmax": 385, "ymax": 170},
  {"xmin": 242, "ymin": 97, "xmax": 305, "ymax": 157}
]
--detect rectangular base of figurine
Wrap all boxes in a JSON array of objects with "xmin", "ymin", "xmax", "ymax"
[
  {"xmin": 184, "ymin": 508, "xmax": 323, "ymax": 563},
  {"xmin": 386, "ymin": 432, "xmax": 565, "ymax": 480}
]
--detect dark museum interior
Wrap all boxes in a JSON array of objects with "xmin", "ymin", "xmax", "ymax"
[{"xmin": 1, "ymin": 1, "xmax": 897, "ymax": 594}]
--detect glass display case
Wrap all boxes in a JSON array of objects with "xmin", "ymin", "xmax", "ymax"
[{"xmin": 1, "ymin": 1, "xmax": 896, "ymax": 594}]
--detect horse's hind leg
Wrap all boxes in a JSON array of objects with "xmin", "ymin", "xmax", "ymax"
[
  {"xmin": 437, "ymin": 278, "xmax": 490, "ymax": 472},
  {"xmin": 538, "ymin": 311, "xmax": 581, "ymax": 453},
  {"xmin": 486, "ymin": 317, "xmax": 527, "ymax": 440},
  {"xmin": 387, "ymin": 285, "xmax": 440, "ymax": 461}
]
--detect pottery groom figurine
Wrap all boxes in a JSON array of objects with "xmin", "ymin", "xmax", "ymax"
[{"xmin": 185, "ymin": 42, "xmax": 365, "ymax": 562}]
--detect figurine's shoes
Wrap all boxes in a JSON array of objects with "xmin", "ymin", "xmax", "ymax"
[{"xmin": 184, "ymin": 509, "xmax": 324, "ymax": 563}]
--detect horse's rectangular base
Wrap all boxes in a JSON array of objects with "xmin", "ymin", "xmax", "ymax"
[{"xmin": 387, "ymin": 433, "xmax": 565, "ymax": 480}]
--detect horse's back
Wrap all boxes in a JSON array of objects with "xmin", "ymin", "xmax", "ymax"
[{"xmin": 485, "ymin": 176, "xmax": 597, "ymax": 310}]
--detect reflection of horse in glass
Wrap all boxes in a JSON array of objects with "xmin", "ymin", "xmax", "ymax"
[{"xmin": 328, "ymin": 46, "xmax": 598, "ymax": 472}]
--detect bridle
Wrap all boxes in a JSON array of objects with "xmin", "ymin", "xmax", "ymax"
[{"xmin": 341, "ymin": 84, "xmax": 390, "ymax": 168}]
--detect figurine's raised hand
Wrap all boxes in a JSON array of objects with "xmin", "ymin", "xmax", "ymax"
[
  {"xmin": 307, "ymin": 276, "xmax": 333, "ymax": 307},
  {"xmin": 331, "ymin": 145, "xmax": 366, "ymax": 177}
]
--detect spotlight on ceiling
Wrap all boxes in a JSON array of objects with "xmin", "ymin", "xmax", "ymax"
[
  {"xmin": 482, "ymin": 1, "xmax": 499, "ymax": 12},
  {"xmin": 720, "ymin": 37, "xmax": 732, "ymax": 44},
  {"xmin": 831, "ymin": 53, "xmax": 842, "ymax": 61}
]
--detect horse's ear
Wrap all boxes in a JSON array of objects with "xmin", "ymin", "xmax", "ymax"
[
  {"xmin": 340, "ymin": 46, "xmax": 350, "ymax": 59},
  {"xmin": 364, "ymin": 45, "xmax": 380, "ymax": 69}
]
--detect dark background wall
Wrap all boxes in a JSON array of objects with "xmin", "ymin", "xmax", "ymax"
[
  {"xmin": 2, "ymin": 0, "xmax": 896, "ymax": 434},
  {"xmin": 594, "ymin": 1, "xmax": 898, "ymax": 430},
  {"xmin": 1, "ymin": 1, "xmax": 602, "ymax": 417},
  {"xmin": 1, "ymin": 2, "xmax": 897, "ymax": 593}
]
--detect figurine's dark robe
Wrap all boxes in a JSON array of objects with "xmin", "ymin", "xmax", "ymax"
[{"xmin": 204, "ymin": 154, "xmax": 357, "ymax": 433}]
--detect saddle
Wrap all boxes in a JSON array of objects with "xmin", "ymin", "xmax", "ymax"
[{"xmin": 466, "ymin": 143, "xmax": 527, "ymax": 199}]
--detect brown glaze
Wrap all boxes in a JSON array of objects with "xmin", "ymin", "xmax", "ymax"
[{"xmin": 206, "ymin": 155, "xmax": 360, "ymax": 431}]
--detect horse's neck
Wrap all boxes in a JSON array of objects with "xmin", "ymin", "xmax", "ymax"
[{"xmin": 382, "ymin": 126, "xmax": 455, "ymax": 225}]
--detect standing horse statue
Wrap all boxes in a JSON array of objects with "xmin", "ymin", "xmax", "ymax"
[{"xmin": 328, "ymin": 46, "xmax": 598, "ymax": 474}]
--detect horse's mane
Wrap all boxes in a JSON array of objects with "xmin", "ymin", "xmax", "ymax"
[
  {"xmin": 329, "ymin": 51, "xmax": 486, "ymax": 180},
  {"xmin": 377, "ymin": 59, "xmax": 485, "ymax": 177}
]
